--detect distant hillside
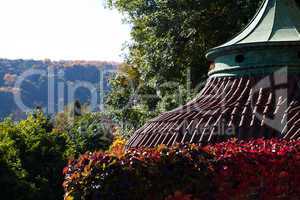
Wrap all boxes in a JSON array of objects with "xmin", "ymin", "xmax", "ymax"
[{"xmin": 0, "ymin": 58, "xmax": 118, "ymax": 120}]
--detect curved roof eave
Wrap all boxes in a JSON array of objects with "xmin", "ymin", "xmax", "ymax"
[{"xmin": 206, "ymin": 0, "xmax": 300, "ymax": 60}]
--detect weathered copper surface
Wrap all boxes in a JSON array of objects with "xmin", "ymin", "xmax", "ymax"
[{"xmin": 207, "ymin": 0, "xmax": 300, "ymax": 60}]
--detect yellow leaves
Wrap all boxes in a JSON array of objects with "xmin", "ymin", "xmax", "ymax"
[
  {"xmin": 64, "ymin": 193, "xmax": 74, "ymax": 200},
  {"xmin": 108, "ymin": 134, "xmax": 127, "ymax": 158},
  {"xmin": 82, "ymin": 164, "xmax": 91, "ymax": 177},
  {"xmin": 119, "ymin": 63, "xmax": 140, "ymax": 82},
  {"xmin": 156, "ymin": 144, "xmax": 167, "ymax": 152}
]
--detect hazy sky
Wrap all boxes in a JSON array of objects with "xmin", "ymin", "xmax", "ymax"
[{"xmin": 0, "ymin": 0, "xmax": 131, "ymax": 62}]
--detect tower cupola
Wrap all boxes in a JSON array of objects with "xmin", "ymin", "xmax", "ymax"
[
  {"xmin": 206, "ymin": 0, "xmax": 300, "ymax": 77},
  {"xmin": 127, "ymin": 0, "xmax": 300, "ymax": 148}
]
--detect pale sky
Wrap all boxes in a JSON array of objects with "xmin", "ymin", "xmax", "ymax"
[{"xmin": 0, "ymin": 0, "xmax": 131, "ymax": 62}]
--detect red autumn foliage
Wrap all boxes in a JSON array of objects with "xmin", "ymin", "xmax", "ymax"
[
  {"xmin": 164, "ymin": 191, "xmax": 198, "ymax": 200},
  {"xmin": 63, "ymin": 138, "xmax": 300, "ymax": 200},
  {"xmin": 206, "ymin": 139, "xmax": 300, "ymax": 199}
]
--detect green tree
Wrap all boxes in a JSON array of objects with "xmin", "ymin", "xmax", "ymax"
[
  {"xmin": 54, "ymin": 112, "xmax": 114, "ymax": 156},
  {"xmin": 105, "ymin": 0, "xmax": 262, "ymax": 136},
  {"xmin": 0, "ymin": 122, "xmax": 33, "ymax": 200},
  {"xmin": 0, "ymin": 109, "xmax": 115, "ymax": 199},
  {"xmin": 0, "ymin": 111, "xmax": 69, "ymax": 199}
]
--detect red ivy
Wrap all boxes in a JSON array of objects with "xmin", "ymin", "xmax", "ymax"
[
  {"xmin": 206, "ymin": 139, "xmax": 300, "ymax": 199},
  {"xmin": 63, "ymin": 139, "xmax": 300, "ymax": 200}
]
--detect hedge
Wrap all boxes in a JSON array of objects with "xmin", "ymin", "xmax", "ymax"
[{"xmin": 63, "ymin": 139, "xmax": 300, "ymax": 200}]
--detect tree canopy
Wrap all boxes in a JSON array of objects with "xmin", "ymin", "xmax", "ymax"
[{"xmin": 106, "ymin": 0, "xmax": 262, "ymax": 136}]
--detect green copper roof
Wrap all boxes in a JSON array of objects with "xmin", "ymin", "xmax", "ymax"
[{"xmin": 206, "ymin": 0, "xmax": 300, "ymax": 60}]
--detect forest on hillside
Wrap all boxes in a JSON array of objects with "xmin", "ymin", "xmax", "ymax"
[{"xmin": 0, "ymin": 59, "xmax": 118, "ymax": 120}]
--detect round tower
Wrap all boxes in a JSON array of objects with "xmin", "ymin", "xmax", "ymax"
[
  {"xmin": 127, "ymin": 0, "xmax": 300, "ymax": 148},
  {"xmin": 207, "ymin": 0, "xmax": 300, "ymax": 77}
]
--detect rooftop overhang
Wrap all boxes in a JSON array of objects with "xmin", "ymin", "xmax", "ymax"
[
  {"xmin": 206, "ymin": 0, "xmax": 300, "ymax": 76},
  {"xmin": 206, "ymin": 41, "xmax": 300, "ymax": 60}
]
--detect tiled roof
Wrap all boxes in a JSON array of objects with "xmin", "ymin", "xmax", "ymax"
[{"xmin": 127, "ymin": 74, "xmax": 300, "ymax": 148}]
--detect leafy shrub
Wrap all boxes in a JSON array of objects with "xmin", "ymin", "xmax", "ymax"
[
  {"xmin": 0, "ymin": 110, "xmax": 115, "ymax": 200},
  {"xmin": 16, "ymin": 114, "xmax": 68, "ymax": 199},
  {"xmin": 0, "ymin": 126, "xmax": 34, "ymax": 199},
  {"xmin": 207, "ymin": 139, "xmax": 300, "ymax": 199},
  {"xmin": 0, "ymin": 111, "xmax": 70, "ymax": 199},
  {"xmin": 55, "ymin": 112, "xmax": 114, "ymax": 156},
  {"xmin": 63, "ymin": 144, "xmax": 215, "ymax": 200},
  {"xmin": 63, "ymin": 139, "xmax": 300, "ymax": 200}
]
